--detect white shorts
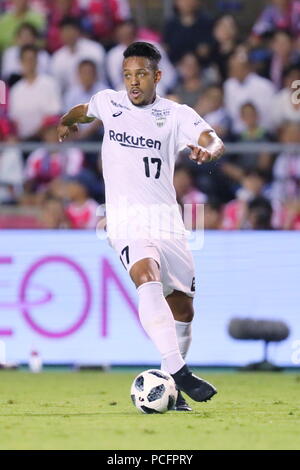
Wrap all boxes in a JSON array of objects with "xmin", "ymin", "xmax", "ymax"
[{"xmin": 109, "ymin": 237, "xmax": 196, "ymax": 298}]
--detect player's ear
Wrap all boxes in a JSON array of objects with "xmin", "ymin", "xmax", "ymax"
[{"xmin": 154, "ymin": 69, "xmax": 162, "ymax": 84}]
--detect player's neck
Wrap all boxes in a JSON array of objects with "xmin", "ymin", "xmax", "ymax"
[
  {"xmin": 145, "ymin": 94, "xmax": 157, "ymax": 106},
  {"xmin": 134, "ymin": 93, "xmax": 157, "ymax": 108}
]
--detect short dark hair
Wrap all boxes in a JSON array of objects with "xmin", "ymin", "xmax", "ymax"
[
  {"xmin": 16, "ymin": 22, "xmax": 39, "ymax": 38},
  {"xmin": 248, "ymin": 196, "xmax": 273, "ymax": 230},
  {"xmin": 59, "ymin": 16, "xmax": 82, "ymax": 30},
  {"xmin": 20, "ymin": 44, "xmax": 39, "ymax": 60},
  {"xmin": 123, "ymin": 42, "xmax": 161, "ymax": 70},
  {"xmin": 242, "ymin": 169, "xmax": 267, "ymax": 181},
  {"xmin": 206, "ymin": 198, "xmax": 223, "ymax": 212},
  {"xmin": 78, "ymin": 59, "xmax": 97, "ymax": 71},
  {"xmin": 271, "ymin": 29, "xmax": 293, "ymax": 40},
  {"xmin": 282, "ymin": 63, "xmax": 300, "ymax": 80},
  {"xmin": 240, "ymin": 101, "xmax": 258, "ymax": 114},
  {"xmin": 118, "ymin": 19, "xmax": 137, "ymax": 30}
]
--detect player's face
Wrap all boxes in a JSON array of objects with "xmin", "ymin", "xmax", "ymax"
[{"xmin": 123, "ymin": 57, "xmax": 161, "ymax": 106}]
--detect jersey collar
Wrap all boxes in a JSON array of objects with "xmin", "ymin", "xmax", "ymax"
[{"xmin": 125, "ymin": 93, "xmax": 161, "ymax": 110}]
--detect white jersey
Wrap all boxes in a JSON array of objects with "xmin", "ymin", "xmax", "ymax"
[{"xmin": 87, "ymin": 89, "xmax": 212, "ymax": 239}]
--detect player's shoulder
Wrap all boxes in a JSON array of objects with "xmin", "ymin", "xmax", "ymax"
[
  {"xmin": 91, "ymin": 88, "xmax": 126, "ymax": 101},
  {"xmin": 158, "ymin": 97, "xmax": 198, "ymax": 119},
  {"xmin": 90, "ymin": 89, "xmax": 132, "ymax": 113},
  {"xmin": 159, "ymin": 97, "xmax": 196, "ymax": 112},
  {"xmin": 157, "ymin": 96, "xmax": 181, "ymax": 110}
]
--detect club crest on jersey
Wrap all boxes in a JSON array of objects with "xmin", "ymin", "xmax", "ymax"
[
  {"xmin": 151, "ymin": 108, "xmax": 170, "ymax": 127},
  {"xmin": 155, "ymin": 116, "xmax": 166, "ymax": 127}
]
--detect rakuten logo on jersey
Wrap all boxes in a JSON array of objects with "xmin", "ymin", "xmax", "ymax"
[{"xmin": 109, "ymin": 130, "xmax": 161, "ymax": 150}]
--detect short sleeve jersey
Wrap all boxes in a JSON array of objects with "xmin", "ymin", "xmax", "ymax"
[{"xmin": 87, "ymin": 89, "xmax": 212, "ymax": 238}]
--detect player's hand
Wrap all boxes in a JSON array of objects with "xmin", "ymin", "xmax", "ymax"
[
  {"xmin": 57, "ymin": 123, "xmax": 79, "ymax": 142},
  {"xmin": 187, "ymin": 144, "xmax": 213, "ymax": 165}
]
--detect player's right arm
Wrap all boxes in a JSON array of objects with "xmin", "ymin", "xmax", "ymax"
[{"xmin": 57, "ymin": 103, "xmax": 97, "ymax": 142}]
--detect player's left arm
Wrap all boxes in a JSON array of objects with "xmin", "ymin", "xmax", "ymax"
[
  {"xmin": 58, "ymin": 103, "xmax": 96, "ymax": 142},
  {"xmin": 187, "ymin": 130, "xmax": 225, "ymax": 165}
]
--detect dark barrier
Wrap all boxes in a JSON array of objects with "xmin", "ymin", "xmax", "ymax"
[{"xmin": 228, "ymin": 318, "xmax": 290, "ymax": 371}]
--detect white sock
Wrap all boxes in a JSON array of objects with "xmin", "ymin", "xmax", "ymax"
[
  {"xmin": 137, "ymin": 281, "xmax": 185, "ymax": 374},
  {"xmin": 161, "ymin": 321, "xmax": 192, "ymax": 372}
]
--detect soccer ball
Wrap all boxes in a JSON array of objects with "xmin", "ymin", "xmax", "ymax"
[{"xmin": 130, "ymin": 369, "xmax": 178, "ymax": 414}]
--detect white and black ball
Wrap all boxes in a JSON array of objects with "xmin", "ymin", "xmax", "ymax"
[{"xmin": 130, "ymin": 369, "xmax": 178, "ymax": 414}]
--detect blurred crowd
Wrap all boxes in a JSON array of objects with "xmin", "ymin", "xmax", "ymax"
[{"xmin": 0, "ymin": 0, "xmax": 300, "ymax": 230}]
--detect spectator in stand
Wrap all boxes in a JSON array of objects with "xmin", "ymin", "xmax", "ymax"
[
  {"xmin": 65, "ymin": 173, "xmax": 99, "ymax": 229},
  {"xmin": 224, "ymin": 50, "xmax": 276, "ymax": 134},
  {"xmin": 246, "ymin": 197, "xmax": 273, "ymax": 230},
  {"xmin": 272, "ymin": 122, "xmax": 300, "ymax": 205},
  {"xmin": 163, "ymin": 0, "xmax": 213, "ymax": 65},
  {"xmin": 106, "ymin": 21, "xmax": 176, "ymax": 95},
  {"xmin": 223, "ymin": 102, "xmax": 273, "ymax": 177},
  {"xmin": 281, "ymin": 199, "xmax": 300, "ymax": 229},
  {"xmin": 65, "ymin": 58, "xmax": 105, "ymax": 106},
  {"xmin": 24, "ymin": 115, "xmax": 83, "ymax": 193},
  {"xmin": 210, "ymin": 14, "xmax": 240, "ymax": 81},
  {"xmin": 251, "ymin": 0, "xmax": 300, "ymax": 42},
  {"xmin": 171, "ymin": 52, "xmax": 209, "ymax": 108},
  {"xmin": 9, "ymin": 45, "xmax": 62, "ymax": 140},
  {"xmin": 50, "ymin": 17, "xmax": 106, "ymax": 94},
  {"xmin": 179, "ymin": 152, "xmax": 236, "ymax": 203},
  {"xmin": 222, "ymin": 170, "xmax": 269, "ymax": 230},
  {"xmin": 238, "ymin": 103, "xmax": 271, "ymax": 143},
  {"xmin": 174, "ymin": 164, "xmax": 207, "ymax": 204},
  {"xmin": 106, "ymin": 19, "xmax": 136, "ymax": 89},
  {"xmin": 270, "ymin": 64, "xmax": 300, "ymax": 129},
  {"xmin": 268, "ymin": 30, "xmax": 300, "ymax": 89},
  {"xmin": 0, "ymin": 121, "xmax": 23, "ymax": 204},
  {"xmin": 46, "ymin": 0, "xmax": 83, "ymax": 53},
  {"xmin": 204, "ymin": 198, "xmax": 224, "ymax": 230},
  {"xmin": 40, "ymin": 196, "xmax": 70, "ymax": 229},
  {"xmin": 195, "ymin": 85, "xmax": 230, "ymax": 139},
  {"xmin": 271, "ymin": 121, "xmax": 300, "ymax": 229},
  {"xmin": 83, "ymin": 0, "xmax": 131, "ymax": 46},
  {"xmin": 64, "ymin": 59, "xmax": 106, "ymax": 137},
  {"xmin": 173, "ymin": 164, "xmax": 207, "ymax": 229},
  {"xmin": 0, "ymin": 0, "xmax": 45, "ymax": 51},
  {"xmin": 1, "ymin": 22, "xmax": 50, "ymax": 86}
]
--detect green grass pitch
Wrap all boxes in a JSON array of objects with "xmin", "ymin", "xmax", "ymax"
[{"xmin": 0, "ymin": 369, "xmax": 299, "ymax": 450}]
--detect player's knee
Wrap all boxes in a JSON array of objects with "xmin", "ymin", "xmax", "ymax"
[
  {"xmin": 178, "ymin": 308, "xmax": 194, "ymax": 323},
  {"xmin": 174, "ymin": 300, "xmax": 194, "ymax": 322},
  {"xmin": 135, "ymin": 271, "xmax": 160, "ymax": 287},
  {"xmin": 167, "ymin": 291, "xmax": 194, "ymax": 322}
]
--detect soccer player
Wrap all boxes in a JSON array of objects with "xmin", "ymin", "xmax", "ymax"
[{"xmin": 58, "ymin": 42, "xmax": 224, "ymax": 411}]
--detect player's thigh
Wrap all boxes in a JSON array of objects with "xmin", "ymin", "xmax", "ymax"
[
  {"xmin": 130, "ymin": 257, "xmax": 161, "ymax": 288},
  {"xmin": 110, "ymin": 238, "xmax": 161, "ymax": 287},
  {"xmin": 166, "ymin": 290, "xmax": 194, "ymax": 323}
]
